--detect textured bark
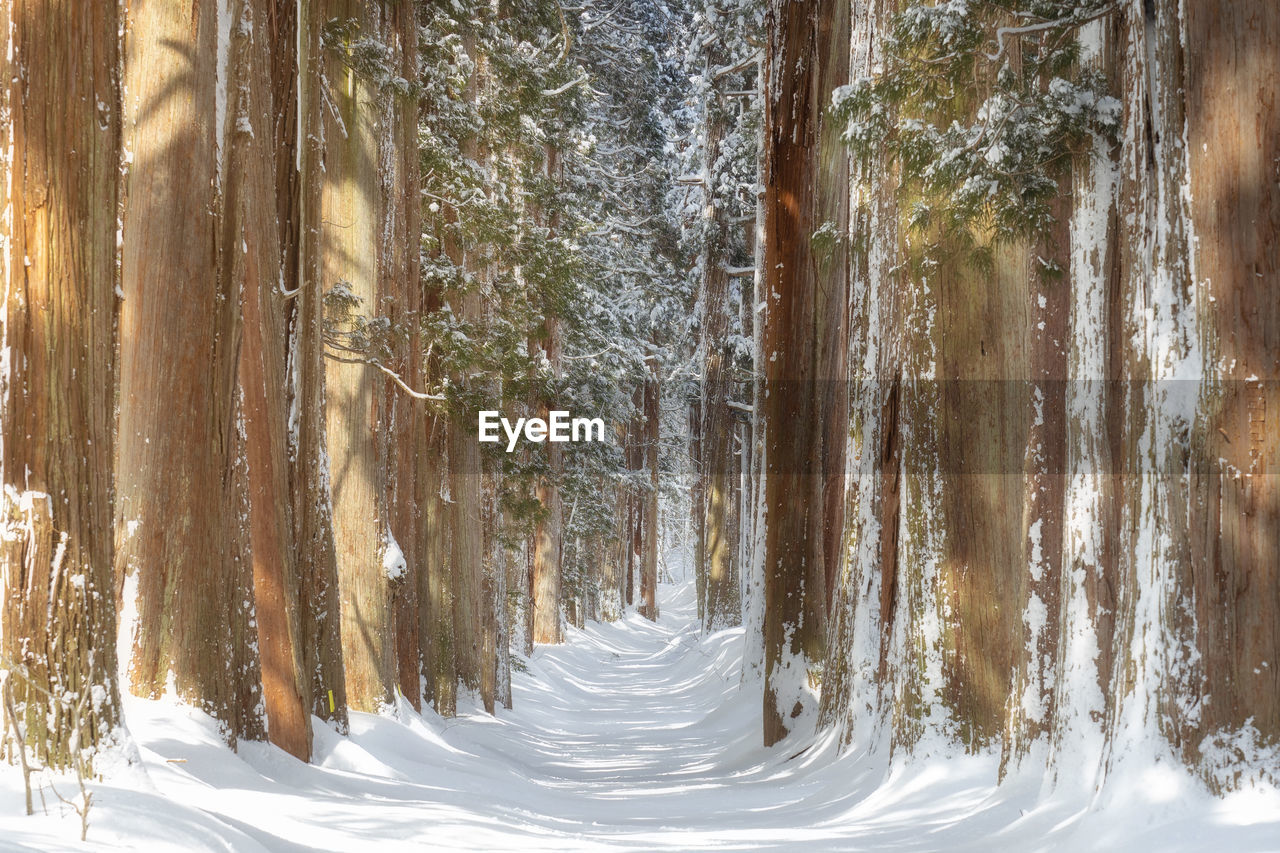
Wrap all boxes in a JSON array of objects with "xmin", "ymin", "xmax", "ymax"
[
  {"xmin": 227, "ymin": 0, "xmax": 312, "ymax": 762},
  {"xmin": 532, "ymin": 316, "xmax": 565, "ymax": 645},
  {"xmin": 741, "ymin": 59, "xmax": 769, "ymax": 686},
  {"xmin": 380, "ymin": 0, "xmax": 423, "ymax": 712},
  {"xmin": 290, "ymin": 0, "xmax": 349, "ymax": 730},
  {"xmin": 689, "ymin": 397, "xmax": 707, "ymax": 625},
  {"xmin": 759, "ymin": 0, "xmax": 849, "ymax": 746},
  {"xmin": 1004, "ymin": 192, "xmax": 1071, "ymax": 766},
  {"xmin": 638, "ymin": 368, "xmax": 660, "ymax": 622},
  {"xmin": 117, "ymin": 0, "xmax": 259, "ymax": 743},
  {"xmin": 698, "ymin": 63, "xmax": 743, "ymax": 633},
  {"xmin": 449, "ymin": 375, "xmax": 485, "ymax": 696},
  {"xmin": 440, "ymin": 32, "xmax": 488, "ymax": 702},
  {"xmin": 817, "ymin": 0, "xmax": 1280, "ymax": 792},
  {"xmin": 482, "ymin": 469, "xmax": 511, "ymax": 712},
  {"xmin": 624, "ymin": 409, "xmax": 642, "ymax": 608},
  {"xmin": 530, "ymin": 141, "xmax": 566, "ymax": 647},
  {"xmin": 419, "ymin": 411, "xmax": 456, "ymax": 716},
  {"xmin": 321, "ymin": 0, "xmax": 396, "ymax": 714},
  {"xmin": 1181, "ymin": 0, "xmax": 1280, "ymax": 765},
  {"xmin": 228, "ymin": 422, "xmax": 267, "ymax": 744},
  {"xmin": 0, "ymin": 0, "xmax": 122, "ymax": 771},
  {"xmin": 821, "ymin": 0, "xmax": 1069, "ymax": 759}
]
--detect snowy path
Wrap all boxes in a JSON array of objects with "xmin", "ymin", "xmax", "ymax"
[{"xmin": 3, "ymin": 581, "xmax": 1277, "ymax": 851}]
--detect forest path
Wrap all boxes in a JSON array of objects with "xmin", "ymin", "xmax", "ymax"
[
  {"xmin": 100, "ymin": 581, "xmax": 922, "ymax": 852},
  {"xmin": 9, "ymin": 581, "xmax": 1219, "ymax": 852},
  {"xmin": 277, "ymin": 580, "xmax": 881, "ymax": 851}
]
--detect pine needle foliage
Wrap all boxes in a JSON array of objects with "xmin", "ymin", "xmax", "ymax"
[{"xmin": 833, "ymin": 0, "xmax": 1121, "ymax": 268}]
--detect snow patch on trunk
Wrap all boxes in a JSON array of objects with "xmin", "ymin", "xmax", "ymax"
[{"xmin": 382, "ymin": 529, "xmax": 407, "ymax": 581}]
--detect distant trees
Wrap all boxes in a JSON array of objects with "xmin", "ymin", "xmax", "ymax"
[{"xmin": 682, "ymin": 1, "xmax": 759, "ymax": 635}]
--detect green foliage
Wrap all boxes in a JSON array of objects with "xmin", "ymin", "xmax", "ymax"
[
  {"xmin": 833, "ymin": 0, "xmax": 1120, "ymax": 259},
  {"xmin": 321, "ymin": 17, "xmax": 415, "ymax": 97}
]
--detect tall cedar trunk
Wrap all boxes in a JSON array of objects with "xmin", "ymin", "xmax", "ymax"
[
  {"xmin": 117, "ymin": 0, "xmax": 260, "ymax": 743},
  {"xmin": 290, "ymin": 0, "xmax": 349, "ymax": 730},
  {"xmin": 531, "ymin": 143, "xmax": 565, "ymax": 646},
  {"xmin": 0, "ymin": 0, "xmax": 123, "ymax": 771},
  {"xmin": 821, "ymin": 0, "xmax": 1076, "ymax": 760},
  {"xmin": 600, "ymin": 473, "xmax": 623, "ymax": 621},
  {"xmin": 482, "ymin": 462, "xmax": 510, "ymax": 712},
  {"xmin": 608, "ymin": 422, "xmax": 629, "ymax": 622},
  {"xmin": 493, "ymin": 489, "xmax": 513, "ymax": 710},
  {"xmin": 759, "ymin": 0, "xmax": 849, "ymax": 746},
  {"xmin": 689, "ymin": 397, "xmax": 707, "ymax": 625},
  {"xmin": 532, "ymin": 316, "xmax": 564, "ymax": 644},
  {"xmin": 699, "ymin": 62, "xmax": 742, "ymax": 633},
  {"xmin": 321, "ymin": 0, "xmax": 395, "ymax": 714},
  {"xmin": 228, "ymin": 0, "xmax": 312, "ymax": 762},
  {"xmin": 380, "ymin": 0, "xmax": 423, "ymax": 712},
  {"xmin": 420, "ymin": 410, "xmax": 456, "ymax": 715},
  {"xmin": 418, "ymin": 71, "xmax": 456, "ymax": 714},
  {"xmin": 624, "ymin": 417, "xmax": 637, "ymax": 610},
  {"xmin": 741, "ymin": 52, "xmax": 769, "ymax": 685},
  {"xmin": 817, "ymin": 0, "xmax": 903, "ymax": 740},
  {"xmin": 1181, "ymin": 0, "xmax": 1279, "ymax": 773},
  {"xmin": 445, "ymin": 35, "xmax": 487, "ymax": 699},
  {"xmin": 639, "ymin": 366, "xmax": 660, "ymax": 621},
  {"xmin": 448, "ymin": 349, "xmax": 485, "ymax": 695}
]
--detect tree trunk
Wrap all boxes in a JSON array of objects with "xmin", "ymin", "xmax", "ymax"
[
  {"xmin": 759, "ymin": 0, "xmax": 849, "ymax": 746},
  {"xmin": 698, "ymin": 54, "xmax": 743, "ymax": 633},
  {"xmin": 816, "ymin": 0, "xmax": 1280, "ymax": 794},
  {"xmin": 0, "ymin": 0, "xmax": 123, "ymax": 772},
  {"xmin": 380, "ymin": 0, "xmax": 424, "ymax": 713},
  {"xmin": 117, "ymin": 0, "xmax": 260, "ymax": 743},
  {"xmin": 639, "ymin": 367, "xmax": 660, "ymax": 621},
  {"xmin": 1180, "ymin": 0, "xmax": 1280, "ymax": 776},
  {"xmin": 321, "ymin": 0, "xmax": 395, "ymax": 715},
  {"xmin": 532, "ymin": 316, "xmax": 564, "ymax": 645},
  {"xmin": 449, "ymin": 372, "xmax": 485, "ymax": 697},
  {"xmin": 227, "ymin": 0, "xmax": 312, "ymax": 762},
  {"xmin": 290, "ymin": 0, "xmax": 349, "ymax": 731}
]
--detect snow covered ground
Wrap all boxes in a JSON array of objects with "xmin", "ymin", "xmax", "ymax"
[{"xmin": 3, "ymin": 581, "xmax": 1278, "ymax": 851}]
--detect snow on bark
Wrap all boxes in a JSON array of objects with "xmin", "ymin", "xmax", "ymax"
[{"xmin": 1041, "ymin": 18, "xmax": 1118, "ymax": 796}]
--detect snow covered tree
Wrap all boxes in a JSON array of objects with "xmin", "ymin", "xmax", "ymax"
[
  {"xmin": 678, "ymin": 0, "xmax": 763, "ymax": 633},
  {"xmin": 816, "ymin": 0, "xmax": 1280, "ymax": 793}
]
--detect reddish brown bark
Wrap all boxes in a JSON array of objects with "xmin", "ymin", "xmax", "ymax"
[
  {"xmin": 1183, "ymin": 0, "xmax": 1280, "ymax": 755},
  {"xmin": 0, "ymin": 0, "xmax": 123, "ymax": 770},
  {"xmin": 381, "ymin": 0, "xmax": 424, "ymax": 712},
  {"xmin": 321, "ymin": 0, "xmax": 396, "ymax": 714},
  {"xmin": 759, "ymin": 0, "xmax": 849, "ymax": 746},
  {"xmin": 532, "ymin": 316, "xmax": 565, "ymax": 645},
  {"xmin": 117, "ymin": 0, "xmax": 260, "ymax": 742},
  {"xmin": 291, "ymin": 0, "xmax": 349, "ymax": 731},
  {"xmin": 228, "ymin": 0, "xmax": 312, "ymax": 761}
]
